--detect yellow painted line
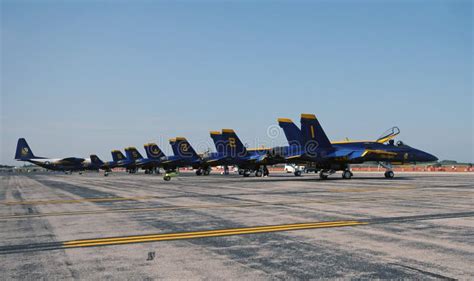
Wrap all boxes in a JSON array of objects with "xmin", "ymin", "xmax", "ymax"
[
  {"xmin": 62, "ymin": 221, "xmax": 366, "ymax": 248},
  {"xmin": 64, "ymin": 221, "xmax": 355, "ymax": 244},
  {"xmin": 2, "ymin": 196, "xmax": 154, "ymax": 205}
]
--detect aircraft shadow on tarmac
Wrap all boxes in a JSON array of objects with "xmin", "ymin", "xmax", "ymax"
[{"xmin": 184, "ymin": 174, "xmax": 414, "ymax": 183}]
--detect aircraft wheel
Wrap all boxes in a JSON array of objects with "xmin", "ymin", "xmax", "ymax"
[
  {"xmin": 79, "ymin": 172, "xmax": 83, "ymax": 175},
  {"xmin": 243, "ymin": 170, "xmax": 251, "ymax": 177},
  {"xmin": 255, "ymin": 170, "xmax": 263, "ymax": 177},
  {"xmin": 196, "ymin": 169, "xmax": 202, "ymax": 176},
  {"xmin": 104, "ymin": 172, "xmax": 109, "ymax": 177},
  {"xmin": 319, "ymin": 172, "xmax": 328, "ymax": 180},
  {"xmin": 294, "ymin": 170, "xmax": 302, "ymax": 177},
  {"xmin": 342, "ymin": 170, "xmax": 352, "ymax": 179},
  {"xmin": 384, "ymin": 171, "xmax": 394, "ymax": 179},
  {"xmin": 164, "ymin": 175, "xmax": 171, "ymax": 181},
  {"xmin": 203, "ymin": 169, "xmax": 210, "ymax": 176},
  {"xmin": 238, "ymin": 169, "xmax": 244, "ymax": 175}
]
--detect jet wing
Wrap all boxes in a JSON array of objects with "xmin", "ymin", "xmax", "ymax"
[
  {"xmin": 206, "ymin": 155, "xmax": 228, "ymax": 163},
  {"xmin": 285, "ymin": 153, "xmax": 305, "ymax": 161}
]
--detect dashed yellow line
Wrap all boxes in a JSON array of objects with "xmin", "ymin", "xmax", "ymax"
[{"xmin": 62, "ymin": 220, "xmax": 367, "ymax": 248}]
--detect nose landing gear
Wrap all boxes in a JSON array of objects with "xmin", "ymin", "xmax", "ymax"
[
  {"xmin": 319, "ymin": 169, "xmax": 335, "ymax": 180},
  {"xmin": 384, "ymin": 170, "xmax": 395, "ymax": 179},
  {"xmin": 379, "ymin": 162, "xmax": 395, "ymax": 179}
]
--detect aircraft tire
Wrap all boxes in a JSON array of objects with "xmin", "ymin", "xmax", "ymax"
[
  {"xmin": 164, "ymin": 175, "xmax": 171, "ymax": 181},
  {"xmin": 294, "ymin": 170, "xmax": 302, "ymax": 177},
  {"xmin": 342, "ymin": 170, "xmax": 352, "ymax": 179},
  {"xmin": 196, "ymin": 169, "xmax": 202, "ymax": 176},
  {"xmin": 384, "ymin": 171, "xmax": 394, "ymax": 179},
  {"xmin": 203, "ymin": 169, "xmax": 210, "ymax": 176},
  {"xmin": 319, "ymin": 172, "xmax": 328, "ymax": 180},
  {"xmin": 255, "ymin": 170, "xmax": 263, "ymax": 177}
]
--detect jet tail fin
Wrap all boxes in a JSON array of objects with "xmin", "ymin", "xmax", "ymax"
[
  {"xmin": 278, "ymin": 118, "xmax": 302, "ymax": 146},
  {"xmin": 111, "ymin": 150, "xmax": 126, "ymax": 162},
  {"xmin": 125, "ymin": 147, "xmax": 144, "ymax": 160},
  {"xmin": 210, "ymin": 131, "xmax": 226, "ymax": 154},
  {"xmin": 221, "ymin": 129, "xmax": 247, "ymax": 157},
  {"xmin": 15, "ymin": 138, "xmax": 38, "ymax": 160},
  {"xmin": 90, "ymin": 155, "xmax": 104, "ymax": 166},
  {"xmin": 300, "ymin": 114, "xmax": 332, "ymax": 149},
  {"xmin": 169, "ymin": 137, "xmax": 200, "ymax": 159},
  {"xmin": 144, "ymin": 143, "xmax": 165, "ymax": 159}
]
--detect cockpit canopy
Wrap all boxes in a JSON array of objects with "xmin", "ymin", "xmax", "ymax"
[{"xmin": 376, "ymin": 127, "xmax": 400, "ymax": 144}]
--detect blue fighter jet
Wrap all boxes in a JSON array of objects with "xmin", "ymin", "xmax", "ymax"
[
  {"xmin": 217, "ymin": 129, "xmax": 280, "ymax": 177},
  {"xmin": 273, "ymin": 114, "xmax": 438, "ymax": 179},
  {"xmin": 134, "ymin": 143, "xmax": 166, "ymax": 174}
]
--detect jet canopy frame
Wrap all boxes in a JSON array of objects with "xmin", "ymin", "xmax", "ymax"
[{"xmin": 376, "ymin": 127, "xmax": 400, "ymax": 144}]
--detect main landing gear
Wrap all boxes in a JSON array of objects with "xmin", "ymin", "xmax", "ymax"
[
  {"xmin": 255, "ymin": 166, "xmax": 269, "ymax": 177},
  {"xmin": 241, "ymin": 166, "xmax": 269, "ymax": 177},
  {"xmin": 317, "ymin": 167, "xmax": 352, "ymax": 180},
  {"xmin": 196, "ymin": 167, "xmax": 211, "ymax": 176},
  {"xmin": 342, "ymin": 169, "xmax": 353, "ymax": 179},
  {"xmin": 319, "ymin": 169, "xmax": 335, "ymax": 180}
]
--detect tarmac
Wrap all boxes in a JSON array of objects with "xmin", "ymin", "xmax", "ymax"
[{"xmin": 0, "ymin": 171, "xmax": 473, "ymax": 279}]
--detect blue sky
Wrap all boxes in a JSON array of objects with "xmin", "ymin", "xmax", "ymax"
[{"xmin": 1, "ymin": 0, "xmax": 472, "ymax": 165}]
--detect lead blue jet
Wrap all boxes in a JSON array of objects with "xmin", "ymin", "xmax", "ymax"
[{"xmin": 274, "ymin": 114, "xmax": 438, "ymax": 179}]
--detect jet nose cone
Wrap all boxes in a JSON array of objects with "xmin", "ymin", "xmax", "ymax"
[
  {"xmin": 425, "ymin": 152, "xmax": 438, "ymax": 162},
  {"xmin": 430, "ymin": 154, "xmax": 438, "ymax": 162}
]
